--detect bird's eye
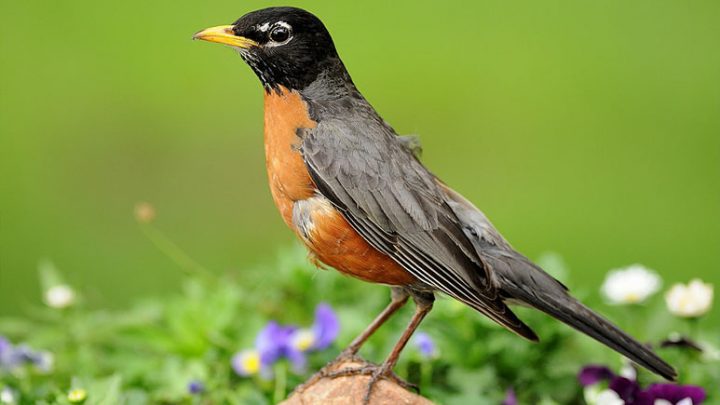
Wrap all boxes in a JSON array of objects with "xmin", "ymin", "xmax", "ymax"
[{"xmin": 269, "ymin": 25, "xmax": 292, "ymax": 44}]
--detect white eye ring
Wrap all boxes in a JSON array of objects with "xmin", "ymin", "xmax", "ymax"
[{"xmin": 267, "ymin": 21, "xmax": 293, "ymax": 46}]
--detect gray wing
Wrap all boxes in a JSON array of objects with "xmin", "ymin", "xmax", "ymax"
[{"xmin": 301, "ymin": 116, "xmax": 538, "ymax": 341}]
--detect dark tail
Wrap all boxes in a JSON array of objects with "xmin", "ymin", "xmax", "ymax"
[
  {"xmin": 491, "ymin": 253, "xmax": 677, "ymax": 380},
  {"xmin": 527, "ymin": 291, "xmax": 676, "ymax": 380},
  {"xmin": 441, "ymin": 185, "xmax": 676, "ymax": 380}
]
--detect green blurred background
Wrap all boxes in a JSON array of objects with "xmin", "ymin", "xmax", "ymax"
[{"xmin": 1, "ymin": 0, "xmax": 718, "ymax": 318}]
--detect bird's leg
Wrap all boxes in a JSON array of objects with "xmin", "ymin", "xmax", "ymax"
[
  {"xmin": 292, "ymin": 287, "xmax": 410, "ymax": 394},
  {"xmin": 337, "ymin": 286, "xmax": 410, "ymax": 360},
  {"xmin": 323, "ymin": 291, "xmax": 435, "ymax": 404},
  {"xmin": 362, "ymin": 291, "xmax": 433, "ymax": 402}
]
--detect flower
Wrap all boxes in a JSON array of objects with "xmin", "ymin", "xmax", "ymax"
[
  {"xmin": 0, "ymin": 387, "xmax": 17, "ymax": 404},
  {"xmin": 232, "ymin": 349, "xmax": 262, "ymax": 377},
  {"xmin": 585, "ymin": 387, "xmax": 625, "ymax": 405},
  {"xmin": 601, "ymin": 264, "xmax": 662, "ymax": 304},
  {"xmin": 32, "ymin": 350, "xmax": 53, "ymax": 373},
  {"xmin": 665, "ymin": 279, "xmax": 713, "ymax": 318},
  {"xmin": 609, "ymin": 376, "xmax": 641, "ymax": 403},
  {"xmin": 596, "ymin": 389, "xmax": 625, "ymax": 405},
  {"xmin": 578, "ymin": 364, "xmax": 707, "ymax": 405},
  {"xmin": 14, "ymin": 345, "xmax": 53, "ymax": 373},
  {"xmin": 289, "ymin": 303, "xmax": 339, "ymax": 353},
  {"xmin": 67, "ymin": 388, "xmax": 87, "ymax": 403},
  {"xmin": 44, "ymin": 284, "xmax": 76, "ymax": 309},
  {"xmin": 502, "ymin": 388, "xmax": 517, "ymax": 405},
  {"xmin": 0, "ymin": 337, "xmax": 14, "ymax": 369},
  {"xmin": 134, "ymin": 202, "xmax": 156, "ymax": 224},
  {"xmin": 412, "ymin": 332, "xmax": 438, "ymax": 359},
  {"xmin": 187, "ymin": 380, "xmax": 204, "ymax": 395},
  {"xmin": 619, "ymin": 360, "xmax": 637, "ymax": 381},
  {"xmin": 287, "ymin": 303, "xmax": 339, "ymax": 372},
  {"xmin": 232, "ymin": 321, "xmax": 297, "ymax": 378},
  {"xmin": 655, "ymin": 400, "xmax": 693, "ymax": 405},
  {"xmin": 0, "ymin": 338, "xmax": 53, "ymax": 373},
  {"xmin": 232, "ymin": 304, "xmax": 340, "ymax": 378},
  {"xmin": 256, "ymin": 321, "xmax": 297, "ymax": 365},
  {"xmin": 578, "ymin": 365, "xmax": 614, "ymax": 386},
  {"xmin": 645, "ymin": 384, "xmax": 706, "ymax": 405}
]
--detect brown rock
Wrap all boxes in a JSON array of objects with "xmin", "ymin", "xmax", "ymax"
[{"xmin": 281, "ymin": 360, "xmax": 434, "ymax": 405}]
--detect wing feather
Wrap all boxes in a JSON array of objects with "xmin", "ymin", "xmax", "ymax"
[{"xmin": 301, "ymin": 116, "xmax": 537, "ymax": 340}]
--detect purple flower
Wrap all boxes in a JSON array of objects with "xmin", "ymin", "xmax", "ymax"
[
  {"xmin": 413, "ymin": 332, "xmax": 438, "ymax": 359},
  {"xmin": 609, "ymin": 376, "xmax": 641, "ymax": 403},
  {"xmin": 0, "ymin": 337, "xmax": 52, "ymax": 372},
  {"xmin": 644, "ymin": 384, "xmax": 706, "ymax": 405},
  {"xmin": 256, "ymin": 321, "xmax": 297, "ymax": 365},
  {"xmin": 310, "ymin": 303, "xmax": 340, "ymax": 350},
  {"xmin": 232, "ymin": 304, "xmax": 340, "ymax": 377},
  {"xmin": 289, "ymin": 304, "xmax": 339, "ymax": 351},
  {"xmin": 187, "ymin": 380, "xmax": 204, "ymax": 394},
  {"xmin": 13, "ymin": 345, "xmax": 53, "ymax": 372},
  {"xmin": 0, "ymin": 336, "xmax": 14, "ymax": 368},
  {"xmin": 578, "ymin": 363, "xmax": 707, "ymax": 405},
  {"xmin": 502, "ymin": 388, "xmax": 517, "ymax": 405},
  {"xmin": 578, "ymin": 365, "xmax": 615, "ymax": 386},
  {"xmin": 287, "ymin": 303, "xmax": 340, "ymax": 372},
  {"xmin": 232, "ymin": 321, "xmax": 296, "ymax": 378}
]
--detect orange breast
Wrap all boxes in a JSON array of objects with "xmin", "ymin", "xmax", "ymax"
[
  {"xmin": 263, "ymin": 88, "xmax": 415, "ymax": 286},
  {"xmin": 264, "ymin": 88, "xmax": 317, "ymax": 225}
]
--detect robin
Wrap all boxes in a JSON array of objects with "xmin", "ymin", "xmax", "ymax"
[{"xmin": 194, "ymin": 6, "xmax": 675, "ymax": 400}]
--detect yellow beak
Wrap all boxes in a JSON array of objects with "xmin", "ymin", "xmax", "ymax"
[{"xmin": 192, "ymin": 25, "xmax": 258, "ymax": 49}]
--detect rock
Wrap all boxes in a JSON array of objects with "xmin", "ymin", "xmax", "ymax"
[{"xmin": 281, "ymin": 359, "xmax": 433, "ymax": 405}]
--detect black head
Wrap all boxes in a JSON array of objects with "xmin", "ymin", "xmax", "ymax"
[{"xmin": 194, "ymin": 7, "xmax": 344, "ymax": 92}]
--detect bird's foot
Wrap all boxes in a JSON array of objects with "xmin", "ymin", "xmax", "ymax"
[{"xmin": 324, "ymin": 363, "xmax": 419, "ymax": 404}]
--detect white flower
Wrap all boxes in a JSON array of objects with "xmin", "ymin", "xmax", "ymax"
[
  {"xmin": 44, "ymin": 284, "xmax": 76, "ymax": 309},
  {"xmin": 619, "ymin": 361, "xmax": 637, "ymax": 380},
  {"xmin": 665, "ymin": 279, "xmax": 713, "ymax": 318},
  {"xmin": 585, "ymin": 386, "xmax": 624, "ymax": 405},
  {"xmin": 0, "ymin": 387, "xmax": 17, "ymax": 404},
  {"xmin": 655, "ymin": 399, "xmax": 693, "ymax": 405},
  {"xmin": 601, "ymin": 264, "xmax": 662, "ymax": 304}
]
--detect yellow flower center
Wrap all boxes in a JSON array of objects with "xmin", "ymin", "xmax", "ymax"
[
  {"xmin": 624, "ymin": 292, "xmax": 641, "ymax": 303},
  {"xmin": 242, "ymin": 351, "xmax": 261, "ymax": 374},
  {"xmin": 68, "ymin": 388, "xmax": 88, "ymax": 403},
  {"xmin": 292, "ymin": 329, "xmax": 316, "ymax": 352},
  {"xmin": 678, "ymin": 293, "xmax": 693, "ymax": 312}
]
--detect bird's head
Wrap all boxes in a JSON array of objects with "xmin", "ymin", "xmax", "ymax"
[{"xmin": 194, "ymin": 7, "xmax": 343, "ymax": 92}]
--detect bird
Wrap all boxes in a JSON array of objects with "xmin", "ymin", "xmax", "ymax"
[{"xmin": 193, "ymin": 6, "xmax": 676, "ymax": 401}]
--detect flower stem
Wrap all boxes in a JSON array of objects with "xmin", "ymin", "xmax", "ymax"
[
  {"xmin": 273, "ymin": 362, "xmax": 288, "ymax": 403},
  {"xmin": 686, "ymin": 317, "xmax": 700, "ymax": 339},
  {"xmin": 420, "ymin": 361, "xmax": 432, "ymax": 390},
  {"xmin": 139, "ymin": 223, "xmax": 213, "ymax": 279}
]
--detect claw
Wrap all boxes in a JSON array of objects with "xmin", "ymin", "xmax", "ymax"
[
  {"xmin": 323, "ymin": 363, "xmax": 418, "ymax": 404},
  {"xmin": 364, "ymin": 365, "xmax": 419, "ymax": 402},
  {"xmin": 294, "ymin": 358, "xmax": 419, "ymax": 403}
]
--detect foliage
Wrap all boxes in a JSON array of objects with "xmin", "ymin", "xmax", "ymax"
[{"xmin": 1, "ymin": 244, "xmax": 718, "ymax": 404}]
